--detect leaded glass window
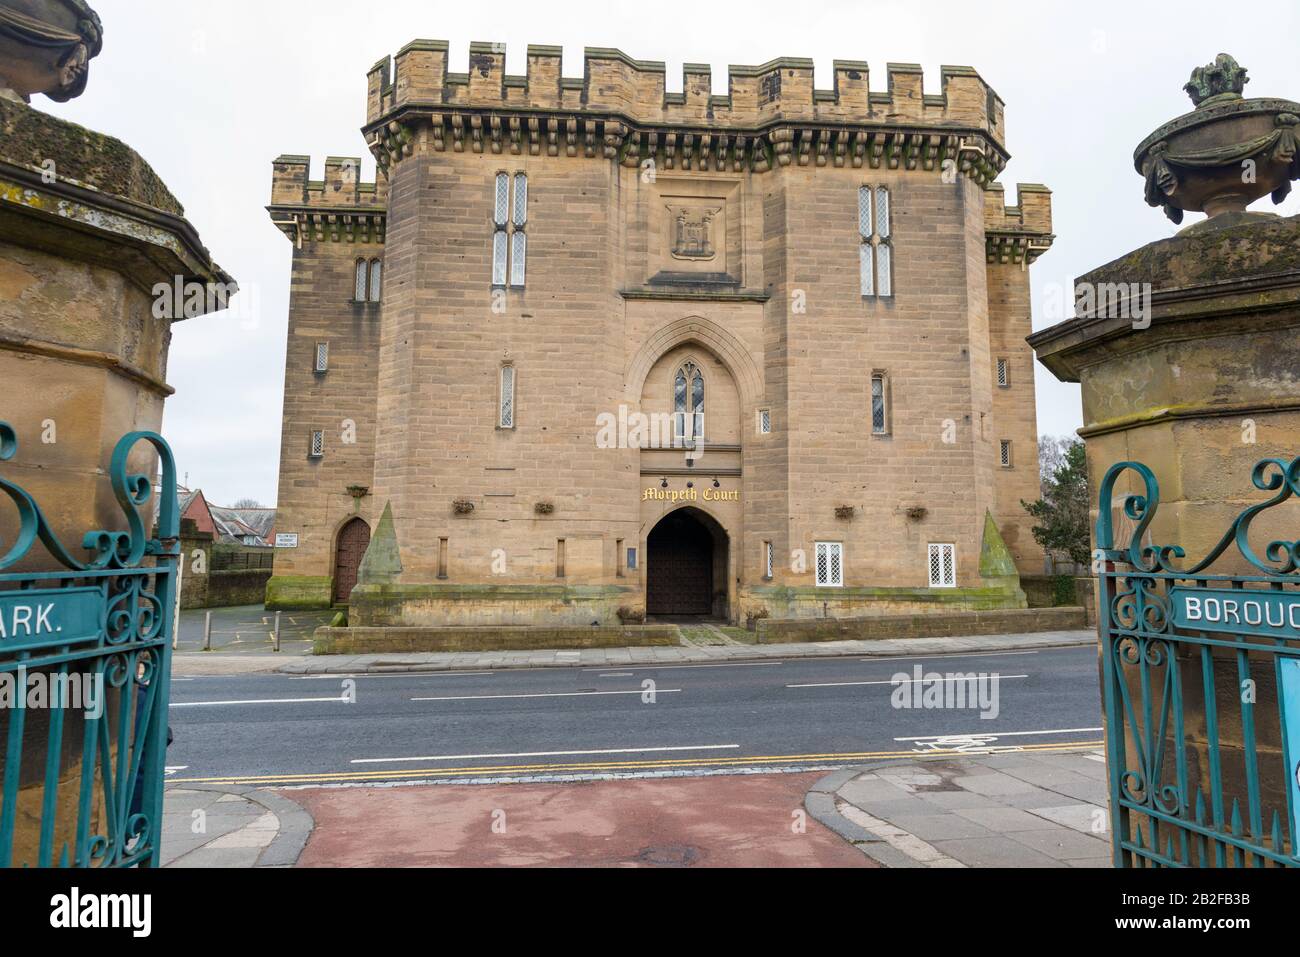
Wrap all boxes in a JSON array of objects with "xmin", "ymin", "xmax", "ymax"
[
  {"xmin": 928, "ymin": 544, "xmax": 956, "ymax": 588},
  {"xmin": 859, "ymin": 185, "xmax": 894, "ymax": 298},
  {"xmin": 510, "ymin": 231, "xmax": 526, "ymax": 287},
  {"xmin": 499, "ymin": 365, "xmax": 515, "ymax": 429},
  {"xmin": 871, "ymin": 374, "xmax": 887, "ymax": 434},
  {"xmin": 816, "ymin": 542, "xmax": 844, "ymax": 587},
  {"xmin": 673, "ymin": 361, "xmax": 704, "ymax": 448},
  {"xmin": 491, "ymin": 172, "xmax": 528, "ymax": 288},
  {"xmin": 492, "ymin": 231, "xmax": 508, "ymax": 286},
  {"xmin": 494, "ymin": 173, "xmax": 510, "ymax": 226}
]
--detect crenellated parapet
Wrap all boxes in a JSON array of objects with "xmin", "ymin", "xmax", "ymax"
[
  {"xmin": 364, "ymin": 41, "xmax": 1010, "ymax": 186},
  {"xmin": 984, "ymin": 183, "xmax": 1054, "ymax": 265},
  {"xmin": 267, "ymin": 155, "xmax": 387, "ymax": 245}
]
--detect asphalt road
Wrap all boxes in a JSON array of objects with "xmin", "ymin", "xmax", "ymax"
[{"xmin": 165, "ymin": 646, "xmax": 1103, "ymax": 788}]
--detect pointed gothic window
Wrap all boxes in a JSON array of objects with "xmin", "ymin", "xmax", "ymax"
[{"xmin": 673, "ymin": 361, "xmax": 705, "ymax": 449}]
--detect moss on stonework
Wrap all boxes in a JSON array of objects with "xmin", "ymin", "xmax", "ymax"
[
  {"xmin": 357, "ymin": 501, "xmax": 402, "ymax": 585},
  {"xmin": 1078, "ymin": 213, "xmax": 1300, "ymax": 293},
  {"xmin": 351, "ymin": 583, "xmax": 632, "ymax": 601},
  {"xmin": 979, "ymin": 510, "xmax": 1019, "ymax": 580},
  {"xmin": 0, "ymin": 98, "xmax": 183, "ymax": 214},
  {"xmin": 265, "ymin": 576, "xmax": 333, "ymax": 610}
]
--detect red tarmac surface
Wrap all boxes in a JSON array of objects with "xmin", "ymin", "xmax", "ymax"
[{"xmin": 283, "ymin": 772, "xmax": 873, "ymax": 868}]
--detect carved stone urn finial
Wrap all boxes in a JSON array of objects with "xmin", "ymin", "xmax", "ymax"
[
  {"xmin": 1183, "ymin": 53, "xmax": 1249, "ymax": 108},
  {"xmin": 1134, "ymin": 54, "xmax": 1300, "ymax": 228},
  {"xmin": 0, "ymin": 0, "xmax": 103, "ymax": 104}
]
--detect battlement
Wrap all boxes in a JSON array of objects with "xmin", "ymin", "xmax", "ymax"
[
  {"xmin": 268, "ymin": 155, "xmax": 387, "ymax": 246},
  {"xmin": 985, "ymin": 183, "xmax": 1054, "ymax": 264},
  {"xmin": 269, "ymin": 155, "xmax": 388, "ymax": 209},
  {"xmin": 366, "ymin": 41, "xmax": 1006, "ymax": 144}
]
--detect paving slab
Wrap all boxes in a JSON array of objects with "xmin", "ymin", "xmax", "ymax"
[
  {"xmin": 953, "ymin": 772, "xmax": 1045, "ymax": 797},
  {"xmin": 953, "ymin": 806, "xmax": 1066, "ymax": 832},
  {"xmin": 1005, "ymin": 826, "xmax": 1114, "ymax": 861},
  {"xmin": 805, "ymin": 746, "xmax": 1113, "ymax": 869},
  {"xmin": 884, "ymin": 814, "xmax": 997, "ymax": 841},
  {"xmin": 162, "ymin": 785, "xmax": 313, "ymax": 868},
  {"xmin": 1028, "ymin": 803, "xmax": 1109, "ymax": 835},
  {"xmin": 932, "ymin": 836, "xmax": 1068, "ymax": 868}
]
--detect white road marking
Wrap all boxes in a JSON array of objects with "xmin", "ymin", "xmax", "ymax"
[
  {"xmin": 170, "ymin": 696, "xmax": 349, "ymax": 708},
  {"xmin": 411, "ymin": 688, "xmax": 681, "ymax": 702},
  {"xmin": 581, "ymin": 661, "xmax": 783, "ymax": 673},
  {"xmin": 287, "ymin": 672, "xmax": 494, "ymax": 680},
  {"xmin": 895, "ymin": 726, "xmax": 1103, "ymax": 742},
  {"xmin": 861, "ymin": 651, "xmax": 1041, "ymax": 663},
  {"xmin": 165, "ymin": 766, "xmax": 188, "ymax": 776},
  {"xmin": 351, "ymin": 744, "xmax": 741, "ymax": 765},
  {"xmin": 787, "ymin": 675, "xmax": 1029, "ymax": 689},
  {"xmin": 598, "ymin": 673, "xmax": 635, "ymax": 678}
]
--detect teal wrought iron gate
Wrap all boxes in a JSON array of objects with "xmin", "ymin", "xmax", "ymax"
[
  {"xmin": 0, "ymin": 423, "xmax": 178, "ymax": 868},
  {"xmin": 1097, "ymin": 457, "xmax": 1300, "ymax": 868}
]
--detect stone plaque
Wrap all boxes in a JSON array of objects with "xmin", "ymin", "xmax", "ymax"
[{"xmin": 667, "ymin": 204, "xmax": 721, "ymax": 261}]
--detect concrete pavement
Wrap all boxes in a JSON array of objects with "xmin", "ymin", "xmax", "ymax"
[
  {"xmin": 806, "ymin": 746, "xmax": 1113, "ymax": 868},
  {"xmin": 161, "ymin": 784, "xmax": 313, "ymax": 868},
  {"xmin": 171, "ymin": 628, "xmax": 1095, "ymax": 677}
]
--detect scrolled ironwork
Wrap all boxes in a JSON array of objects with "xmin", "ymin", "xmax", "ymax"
[
  {"xmin": 0, "ymin": 424, "xmax": 179, "ymax": 869},
  {"xmin": 1097, "ymin": 457, "xmax": 1300, "ymax": 576},
  {"xmin": 0, "ymin": 422, "xmax": 179, "ymax": 571},
  {"xmin": 1097, "ymin": 454, "xmax": 1299, "ymax": 869}
]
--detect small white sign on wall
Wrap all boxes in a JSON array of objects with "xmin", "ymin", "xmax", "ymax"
[{"xmin": 275, "ymin": 533, "xmax": 299, "ymax": 549}]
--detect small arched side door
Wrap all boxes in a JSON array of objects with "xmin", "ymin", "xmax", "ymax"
[{"xmin": 333, "ymin": 517, "xmax": 371, "ymax": 604}]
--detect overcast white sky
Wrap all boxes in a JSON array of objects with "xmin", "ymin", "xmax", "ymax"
[{"xmin": 37, "ymin": 0, "xmax": 1300, "ymax": 506}]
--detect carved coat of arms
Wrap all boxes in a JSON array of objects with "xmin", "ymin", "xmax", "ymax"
[{"xmin": 668, "ymin": 205, "xmax": 721, "ymax": 261}]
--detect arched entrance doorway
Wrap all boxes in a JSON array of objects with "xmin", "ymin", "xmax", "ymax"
[
  {"xmin": 333, "ymin": 517, "xmax": 371, "ymax": 604},
  {"xmin": 646, "ymin": 507, "xmax": 728, "ymax": 618}
]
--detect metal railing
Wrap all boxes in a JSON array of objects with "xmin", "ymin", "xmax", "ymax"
[
  {"xmin": 1097, "ymin": 457, "xmax": 1300, "ymax": 868},
  {"xmin": 0, "ymin": 424, "xmax": 177, "ymax": 868}
]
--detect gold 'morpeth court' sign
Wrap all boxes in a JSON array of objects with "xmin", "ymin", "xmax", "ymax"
[{"xmin": 643, "ymin": 487, "xmax": 739, "ymax": 504}]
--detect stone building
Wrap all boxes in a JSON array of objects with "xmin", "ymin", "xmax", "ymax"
[{"xmin": 265, "ymin": 41, "xmax": 1055, "ymax": 627}]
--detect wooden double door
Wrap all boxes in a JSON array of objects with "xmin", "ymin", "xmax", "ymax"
[{"xmin": 646, "ymin": 510, "xmax": 715, "ymax": 617}]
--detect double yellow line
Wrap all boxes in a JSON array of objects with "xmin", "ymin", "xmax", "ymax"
[{"xmin": 169, "ymin": 739, "xmax": 1103, "ymax": 788}]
